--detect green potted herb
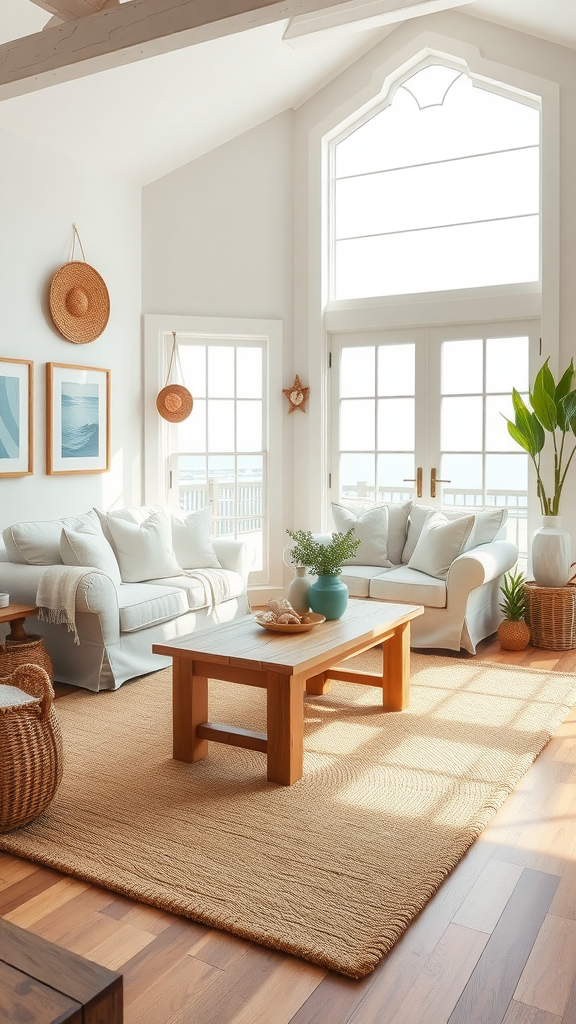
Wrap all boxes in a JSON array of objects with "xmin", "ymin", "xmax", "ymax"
[{"xmin": 286, "ymin": 529, "xmax": 360, "ymax": 619}]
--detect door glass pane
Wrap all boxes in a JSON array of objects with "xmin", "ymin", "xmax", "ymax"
[
  {"xmin": 485, "ymin": 394, "xmax": 524, "ymax": 451},
  {"xmin": 486, "ymin": 337, "xmax": 529, "ymax": 393},
  {"xmin": 177, "ymin": 399, "xmax": 206, "ymax": 453},
  {"xmin": 208, "ymin": 400, "xmax": 234, "ymax": 452},
  {"xmin": 377, "ymin": 454, "xmax": 414, "ymax": 496},
  {"xmin": 340, "ymin": 347, "xmax": 375, "ymax": 397},
  {"xmin": 377, "ymin": 398, "xmax": 414, "ymax": 450},
  {"xmin": 378, "ymin": 345, "xmax": 414, "ymax": 396},
  {"xmin": 208, "ymin": 347, "xmax": 234, "ymax": 398},
  {"xmin": 441, "ymin": 396, "xmax": 482, "ymax": 451},
  {"xmin": 236, "ymin": 401, "xmax": 262, "ymax": 452},
  {"xmin": 441, "ymin": 340, "xmax": 483, "ymax": 394},
  {"xmin": 179, "ymin": 345, "xmax": 206, "ymax": 397},
  {"xmin": 340, "ymin": 453, "xmax": 375, "ymax": 500},
  {"xmin": 441, "ymin": 454, "xmax": 483, "ymax": 502},
  {"xmin": 176, "ymin": 455, "xmax": 208, "ymax": 512},
  {"xmin": 486, "ymin": 454, "xmax": 528, "ymax": 494},
  {"xmin": 237, "ymin": 348, "xmax": 262, "ymax": 399},
  {"xmin": 340, "ymin": 399, "xmax": 375, "ymax": 450}
]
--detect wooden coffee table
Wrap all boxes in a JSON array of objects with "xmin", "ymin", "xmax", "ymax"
[{"xmin": 153, "ymin": 599, "xmax": 423, "ymax": 786}]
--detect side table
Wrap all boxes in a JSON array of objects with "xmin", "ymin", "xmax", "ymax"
[
  {"xmin": 524, "ymin": 581, "xmax": 576, "ymax": 650},
  {"xmin": 0, "ymin": 603, "xmax": 53, "ymax": 681},
  {"xmin": 0, "ymin": 602, "xmax": 38, "ymax": 640}
]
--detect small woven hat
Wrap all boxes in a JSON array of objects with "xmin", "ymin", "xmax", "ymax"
[
  {"xmin": 156, "ymin": 384, "xmax": 193, "ymax": 423},
  {"xmin": 49, "ymin": 261, "xmax": 110, "ymax": 344}
]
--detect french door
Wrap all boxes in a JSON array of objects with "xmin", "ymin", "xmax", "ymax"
[{"xmin": 330, "ymin": 320, "xmax": 540, "ymax": 557}]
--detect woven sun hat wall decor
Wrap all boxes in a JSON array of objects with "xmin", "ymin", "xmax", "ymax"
[
  {"xmin": 49, "ymin": 225, "xmax": 110, "ymax": 344},
  {"xmin": 156, "ymin": 332, "xmax": 193, "ymax": 423}
]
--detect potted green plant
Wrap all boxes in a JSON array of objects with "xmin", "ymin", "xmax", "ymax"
[
  {"xmin": 498, "ymin": 570, "xmax": 530, "ymax": 651},
  {"xmin": 504, "ymin": 358, "xmax": 576, "ymax": 587},
  {"xmin": 285, "ymin": 528, "xmax": 361, "ymax": 619}
]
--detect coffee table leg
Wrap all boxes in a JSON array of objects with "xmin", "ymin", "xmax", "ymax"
[
  {"xmin": 266, "ymin": 672, "xmax": 304, "ymax": 785},
  {"xmin": 172, "ymin": 658, "xmax": 208, "ymax": 763},
  {"xmin": 382, "ymin": 622, "xmax": 411, "ymax": 711}
]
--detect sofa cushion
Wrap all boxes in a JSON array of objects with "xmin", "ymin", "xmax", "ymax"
[
  {"xmin": 408, "ymin": 512, "xmax": 475, "ymax": 580},
  {"xmin": 151, "ymin": 570, "xmax": 245, "ymax": 609},
  {"xmin": 94, "ymin": 504, "xmax": 167, "ymax": 547},
  {"xmin": 339, "ymin": 565, "xmax": 393, "ymax": 598},
  {"xmin": 401, "ymin": 505, "xmax": 436, "ymax": 564},
  {"xmin": 60, "ymin": 523, "xmax": 122, "ymax": 587},
  {"xmin": 464, "ymin": 508, "xmax": 508, "ymax": 549},
  {"xmin": 331, "ymin": 503, "xmax": 391, "ymax": 568},
  {"xmin": 3, "ymin": 509, "xmax": 101, "ymax": 565},
  {"xmin": 333, "ymin": 499, "xmax": 410, "ymax": 565},
  {"xmin": 369, "ymin": 566, "xmax": 447, "ymax": 608},
  {"xmin": 171, "ymin": 508, "xmax": 222, "ymax": 569},
  {"xmin": 118, "ymin": 583, "xmax": 188, "ymax": 633},
  {"xmin": 107, "ymin": 511, "xmax": 181, "ymax": 584}
]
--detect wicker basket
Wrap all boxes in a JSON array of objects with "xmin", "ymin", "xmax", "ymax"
[
  {"xmin": 0, "ymin": 634, "xmax": 53, "ymax": 682},
  {"xmin": 524, "ymin": 581, "xmax": 576, "ymax": 650},
  {"xmin": 0, "ymin": 664, "xmax": 63, "ymax": 832}
]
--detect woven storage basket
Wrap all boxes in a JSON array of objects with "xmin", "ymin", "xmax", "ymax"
[
  {"xmin": 524, "ymin": 581, "xmax": 576, "ymax": 650},
  {"xmin": 0, "ymin": 634, "xmax": 53, "ymax": 682},
  {"xmin": 0, "ymin": 664, "xmax": 63, "ymax": 832}
]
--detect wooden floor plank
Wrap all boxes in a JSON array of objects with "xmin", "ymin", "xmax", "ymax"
[
  {"xmin": 0, "ymin": 853, "xmax": 38, "ymax": 891},
  {"xmin": 188, "ymin": 930, "xmax": 251, "ymax": 971},
  {"xmin": 226, "ymin": 959, "xmax": 326, "ymax": 1024},
  {"xmin": 31, "ymin": 886, "xmax": 118, "ymax": 943},
  {"xmin": 501, "ymin": 1000, "xmax": 563, "ymax": 1023},
  {"xmin": 3, "ymin": 877, "xmax": 89, "ymax": 928},
  {"xmin": 446, "ymin": 869, "xmax": 560, "ymax": 1024},
  {"xmin": 514, "ymin": 915, "xmax": 576, "ymax": 1017},
  {"xmin": 0, "ymin": 864, "xmax": 64, "ymax": 915},
  {"xmin": 451, "ymin": 859, "xmax": 524, "ymax": 933},
  {"xmin": 83, "ymin": 921, "xmax": 157, "ymax": 971},
  {"xmin": 549, "ymin": 861, "xmax": 576, "ymax": 920},
  {"xmin": 127, "ymin": 953, "xmax": 221, "ymax": 1024},
  {"xmin": 122, "ymin": 919, "xmax": 210, "ymax": 1006}
]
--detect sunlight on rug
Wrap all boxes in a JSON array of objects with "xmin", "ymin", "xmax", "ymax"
[{"xmin": 2, "ymin": 652, "xmax": 575, "ymax": 978}]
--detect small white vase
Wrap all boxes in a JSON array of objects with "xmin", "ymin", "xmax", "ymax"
[
  {"xmin": 287, "ymin": 566, "xmax": 311, "ymax": 614},
  {"xmin": 531, "ymin": 515, "xmax": 572, "ymax": 588}
]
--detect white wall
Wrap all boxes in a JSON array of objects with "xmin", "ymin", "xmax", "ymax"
[{"xmin": 0, "ymin": 126, "xmax": 142, "ymax": 534}]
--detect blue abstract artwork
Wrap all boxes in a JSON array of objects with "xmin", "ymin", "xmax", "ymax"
[
  {"xmin": 61, "ymin": 381, "xmax": 100, "ymax": 459},
  {"xmin": 0, "ymin": 374, "xmax": 20, "ymax": 460}
]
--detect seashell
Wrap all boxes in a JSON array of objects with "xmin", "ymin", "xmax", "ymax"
[{"xmin": 277, "ymin": 613, "xmax": 301, "ymax": 624}]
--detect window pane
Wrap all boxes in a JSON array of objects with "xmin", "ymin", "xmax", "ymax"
[
  {"xmin": 177, "ymin": 399, "xmax": 206, "ymax": 453},
  {"xmin": 176, "ymin": 455, "xmax": 207, "ymax": 513},
  {"xmin": 340, "ymin": 347, "xmax": 375, "ymax": 397},
  {"xmin": 441, "ymin": 340, "xmax": 483, "ymax": 395},
  {"xmin": 241, "ymin": 520, "xmax": 263, "ymax": 573},
  {"xmin": 378, "ymin": 344, "xmax": 414, "ymax": 396},
  {"xmin": 179, "ymin": 345, "xmax": 206, "ymax": 398},
  {"xmin": 339, "ymin": 453, "xmax": 375, "ymax": 499},
  {"xmin": 377, "ymin": 398, "xmax": 414, "ymax": 451},
  {"xmin": 208, "ymin": 455, "xmax": 235, "ymax": 521},
  {"xmin": 441, "ymin": 396, "xmax": 482, "ymax": 451},
  {"xmin": 340, "ymin": 399, "xmax": 375, "ymax": 449},
  {"xmin": 441, "ymin": 454, "xmax": 483, "ymax": 495},
  {"xmin": 377, "ymin": 453, "xmax": 414, "ymax": 493},
  {"xmin": 237, "ymin": 348, "xmax": 262, "ymax": 399},
  {"xmin": 208, "ymin": 400, "xmax": 234, "ymax": 452},
  {"xmin": 236, "ymin": 400, "xmax": 262, "ymax": 452},
  {"xmin": 208, "ymin": 347, "xmax": 234, "ymax": 398},
  {"xmin": 335, "ymin": 148, "xmax": 538, "ymax": 240},
  {"xmin": 335, "ymin": 216, "xmax": 539, "ymax": 299},
  {"xmin": 486, "ymin": 454, "xmax": 528, "ymax": 494},
  {"xmin": 486, "ymin": 337, "xmax": 529, "ymax": 393},
  {"xmin": 237, "ymin": 456, "xmax": 263, "ymax": 521},
  {"xmin": 486, "ymin": 394, "xmax": 525, "ymax": 451}
]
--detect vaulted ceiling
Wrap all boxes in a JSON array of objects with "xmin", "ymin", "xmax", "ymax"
[{"xmin": 0, "ymin": 0, "xmax": 574, "ymax": 186}]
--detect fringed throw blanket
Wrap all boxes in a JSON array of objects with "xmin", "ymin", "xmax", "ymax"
[
  {"xmin": 37, "ymin": 566, "xmax": 105, "ymax": 645},
  {"xmin": 182, "ymin": 568, "xmax": 233, "ymax": 613}
]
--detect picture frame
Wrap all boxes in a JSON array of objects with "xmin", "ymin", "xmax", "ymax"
[
  {"xmin": 0, "ymin": 357, "xmax": 33, "ymax": 477},
  {"xmin": 46, "ymin": 363, "xmax": 110, "ymax": 475}
]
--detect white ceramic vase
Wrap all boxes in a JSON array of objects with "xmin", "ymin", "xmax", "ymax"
[
  {"xmin": 287, "ymin": 566, "xmax": 311, "ymax": 614},
  {"xmin": 531, "ymin": 515, "xmax": 572, "ymax": 588}
]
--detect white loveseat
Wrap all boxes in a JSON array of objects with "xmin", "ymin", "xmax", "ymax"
[
  {"xmin": 326, "ymin": 500, "xmax": 518, "ymax": 653},
  {"xmin": 0, "ymin": 505, "xmax": 250, "ymax": 691}
]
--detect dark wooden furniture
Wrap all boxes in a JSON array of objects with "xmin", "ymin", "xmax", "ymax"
[
  {"xmin": 0, "ymin": 602, "xmax": 38, "ymax": 640},
  {"xmin": 0, "ymin": 918, "xmax": 123, "ymax": 1023},
  {"xmin": 154, "ymin": 598, "xmax": 424, "ymax": 786}
]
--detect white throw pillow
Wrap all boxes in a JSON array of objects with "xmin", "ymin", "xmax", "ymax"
[
  {"xmin": 106, "ymin": 511, "xmax": 182, "ymax": 583},
  {"xmin": 331, "ymin": 503, "xmax": 391, "ymax": 568},
  {"xmin": 3, "ymin": 509, "xmax": 101, "ymax": 565},
  {"xmin": 171, "ymin": 508, "xmax": 222, "ymax": 569},
  {"xmin": 402, "ymin": 505, "xmax": 436, "ymax": 564},
  {"xmin": 333, "ymin": 499, "xmax": 410, "ymax": 565},
  {"xmin": 60, "ymin": 523, "xmax": 122, "ymax": 587},
  {"xmin": 465, "ymin": 508, "xmax": 508, "ymax": 549},
  {"xmin": 408, "ymin": 511, "xmax": 475, "ymax": 580}
]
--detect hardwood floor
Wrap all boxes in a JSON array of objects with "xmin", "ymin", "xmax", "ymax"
[{"xmin": 3, "ymin": 638, "xmax": 576, "ymax": 1024}]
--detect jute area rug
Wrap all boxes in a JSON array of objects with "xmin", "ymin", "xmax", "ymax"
[{"xmin": 2, "ymin": 652, "xmax": 576, "ymax": 978}]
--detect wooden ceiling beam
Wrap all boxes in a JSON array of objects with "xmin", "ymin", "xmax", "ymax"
[{"xmin": 0, "ymin": 0, "xmax": 356, "ymax": 100}]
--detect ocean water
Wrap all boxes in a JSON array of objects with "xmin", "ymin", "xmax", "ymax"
[
  {"xmin": 61, "ymin": 392, "xmax": 99, "ymax": 459},
  {"xmin": 0, "ymin": 374, "xmax": 19, "ymax": 459}
]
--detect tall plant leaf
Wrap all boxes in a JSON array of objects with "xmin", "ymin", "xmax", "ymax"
[
  {"xmin": 530, "ymin": 362, "xmax": 557, "ymax": 431},
  {"xmin": 508, "ymin": 390, "xmax": 544, "ymax": 455},
  {"xmin": 506, "ymin": 420, "xmax": 537, "ymax": 455},
  {"xmin": 556, "ymin": 363, "xmax": 575, "ymax": 431}
]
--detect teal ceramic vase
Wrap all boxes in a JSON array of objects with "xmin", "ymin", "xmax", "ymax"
[{"xmin": 308, "ymin": 573, "xmax": 348, "ymax": 620}]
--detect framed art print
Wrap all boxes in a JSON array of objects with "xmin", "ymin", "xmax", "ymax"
[
  {"xmin": 46, "ymin": 363, "xmax": 110, "ymax": 475},
  {"xmin": 0, "ymin": 357, "xmax": 33, "ymax": 477}
]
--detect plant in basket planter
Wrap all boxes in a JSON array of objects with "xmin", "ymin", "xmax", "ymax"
[
  {"xmin": 498, "ymin": 570, "xmax": 530, "ymax": 651},
  {"xmin": 504, "ymin": 358, "xmax": 576, "ymax": 587},
  {"xmin": 285, "ymin": 529, "xmax": 361, "ymax": 620}
]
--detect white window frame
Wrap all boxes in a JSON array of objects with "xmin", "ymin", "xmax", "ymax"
[{"xmin": 144, "ymin": 314, "xmax": 283, "ymax": 590}]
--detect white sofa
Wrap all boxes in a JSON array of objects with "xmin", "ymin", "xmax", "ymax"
[
  {"xmin": 325, "ymin": 500, "xmax": 518, "ymax": 653},
  {"xmin": 0, "ymin": 505, "xmax": 250, "ymax": 691}
]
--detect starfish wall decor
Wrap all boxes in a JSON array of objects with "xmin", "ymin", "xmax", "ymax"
[{"xmin": 283, "ymin": 375, "xmax": 310, "ymax": 413}]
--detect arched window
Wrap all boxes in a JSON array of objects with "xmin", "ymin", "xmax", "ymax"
[{"xmin": 331, "ymin": 62, "xmax": 540, "ymax": 300}]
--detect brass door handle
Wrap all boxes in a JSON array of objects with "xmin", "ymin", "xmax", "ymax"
[
  {"xmin": 403, "ymin": 467, "xmax": 422, "ymax": 498},
  {"xmin": 430, "ymin": 467, "xmax": 451, "ymax": 499}
]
